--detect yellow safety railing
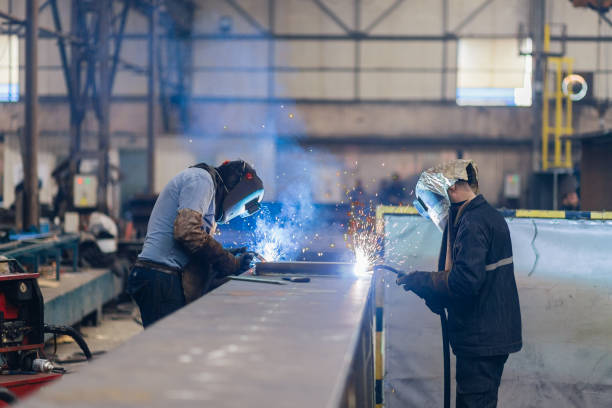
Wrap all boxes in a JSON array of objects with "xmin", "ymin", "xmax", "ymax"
[{"xmin": 542, "ymin": 24, "xmax": 573, "ymax": 170}]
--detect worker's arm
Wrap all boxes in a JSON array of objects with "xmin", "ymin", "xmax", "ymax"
[
  {"xmin": 172, "ymin": 171, "xmax": 241, "ymax": 276},
  {"xmin": 397, "ymin": 219, "xmax": 488, "ymax": 305},
  {"xmin": 174, "ymin": 208, "xmax": 241, "ymax": 275}
]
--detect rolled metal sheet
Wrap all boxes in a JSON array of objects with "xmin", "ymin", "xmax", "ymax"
[{"xmin": 255, "ymin": 261, "xmax": 356, "ymax": 276}]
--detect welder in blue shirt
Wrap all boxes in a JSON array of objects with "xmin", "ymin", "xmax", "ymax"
[
  {"xmin": 397, "ymin": 159, "xmax": 522, "ymax": 408},
  {"xmin": 127, "ymin": 160, "xmax": 264, "ymax": 327}
]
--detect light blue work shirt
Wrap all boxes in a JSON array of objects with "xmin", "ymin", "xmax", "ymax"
[{"xmin": 138, "ymin": 167, "xmax": 216, "ymax": 269}]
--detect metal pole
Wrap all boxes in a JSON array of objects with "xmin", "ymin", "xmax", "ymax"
[
  {"xmin": 147, "ymin": 2, "xmax": 158, "ymax": 194},
  {"xmin": 267, "ymin": 0, "xmax": 275, "ymax": 99},
  {"xmin": 441, "ymin": 0, "xmax": 448, "ymax": 100},
  {"xmin": 98, "ymin": 0, "xmax": 111, "ymax": 211},
  {"xmin": 531, "ymin": 0, "xmax": 546, "ymax": 172},
  {"xmin": 354, "ymin": 0, "xmax": 361, "ymax": 100},
  {"xmin": 69, "ymin": 0, "xmax": 81, "ymax": 158},
  {"xmin": 24, "ymin": 0, "xmax": 39, "ymax": 229}
]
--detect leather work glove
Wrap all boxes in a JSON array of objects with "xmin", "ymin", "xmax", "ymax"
[
  {"xmin": 228, "ymin": 247, "xmax": 247, "ymax": 255},
  {"xmin": 174, "ymin": 208, "xmax": 243, "ymax": 277},
  {"xmin": 396, "ymin": 271, "xmax": 432, "ymax": 297},
  {"xmin": 236, "ymin": 252, "xmax": 255, "ymax": 273},
  {"xmin": 396, "ymin": 270, "xmax": 449, "ymax": 315}
]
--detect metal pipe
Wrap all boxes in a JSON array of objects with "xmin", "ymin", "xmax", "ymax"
[
  {"xmin": 24, "ymin": 0, "xmax": 40, "ymax": 230},
  {"xmin": 98, "ymin": 0, "xmax": 111, "ymax": 212},
  {"xmin": 49, "ymin": 0, "xmax": 73, "ymax": 108},
  {"xmin": 441, "ymin": 0, "xmax": 449, "ymax": 100},
  {"xmin": 354, "ymin": 0, "xmax": 361, "ymax": 100},
  {"xmin": 110, "ymin": 1, "xmax": 131, "ymax": 92},
  {"xmin": 267, "ymin": 0, "xmax": 275, "ymax": 98},
  {"xmin": 147, "ymin": 1, "xmax": 158, "ymax": 195},
  {"xmin": 531, "ymin": 0, "xmax": 546, "ymax": 171}
]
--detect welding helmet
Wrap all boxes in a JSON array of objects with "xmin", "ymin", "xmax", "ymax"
[
  {"xmin": 215, "ymin": 160, "xmax": 264, "ymax": 224},
  {"xmin": 413, "ymin": 159, "xmax": 478, "ymax": 232}
]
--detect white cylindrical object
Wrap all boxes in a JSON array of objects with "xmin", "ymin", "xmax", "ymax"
[{"xmin": 32, "ymin": 358, "xmax": 54, "ymax": 373}]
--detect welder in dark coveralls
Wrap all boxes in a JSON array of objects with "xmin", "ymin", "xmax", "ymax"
[
  {"xmin": 397, "ymin": 159, "xmax": 522, "ymax": 408},
  {"xmin": 127, "ymin": 160, "xmax": 264, "ymax": 327}
]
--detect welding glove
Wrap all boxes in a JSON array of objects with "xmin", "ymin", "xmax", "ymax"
[
  {"xmin": 236, "ymin": 252, "xmax": 255, "ymax": 273},
  {"xmin": 228, "ymin": 247, "xmax": 248, "ymax": 255},
  {"xmin": 174, "ymin": 208, "xmax": 242, "ymax": 276},
  {"xmin": 396, "ymin": 270, "xmax": 450, "ymax": 315}
]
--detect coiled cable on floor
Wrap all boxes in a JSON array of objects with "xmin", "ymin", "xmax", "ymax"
[
  {"xmin": 44, "ymin": 325, "xmax": 93, "ymax": 361},
  {"xmin": 0, "ymin": 386, "xmax": 17, "ymax": 404}
]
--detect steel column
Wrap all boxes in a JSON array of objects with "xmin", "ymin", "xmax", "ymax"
[
  {"xmin": 267, "ymin": 0, "xmax": 275, "ymax": 98},
  {"xmin": 98, "ymin": 0, "xmax": 112, "ymax": 211},
  {"xmin": 354, "ymin": 0, "xmax": 361, "ymax": 100},
  {"xmin": 531, "ymin": 0, "xmax": 546, "ymax": 171},
  {"xmin": 69, "ymin": 0, "xmax": 82, "ymax": 158},
  {"xmin": 441, "ymin": 0, "xmax": 449, "ymax": 100},
  {"xmin": 24, "ymin": 0, "xmax": 40, "ymax": 230},
  {"xmin": 147, "ymin": 2, "xmax": 158, "ymax": 194}
]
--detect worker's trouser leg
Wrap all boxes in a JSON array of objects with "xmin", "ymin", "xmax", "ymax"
[
  {"xmin": 127, "ymin": 266, "xmax": 185, "ymax": 328},
  {"xmin": 455, "ymin": 354, "xmax": 508, "ymax": 408}
]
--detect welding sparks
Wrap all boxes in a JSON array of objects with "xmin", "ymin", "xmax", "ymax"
[
  {"xmin": 253, "ymin": 218, "xmax": 294, "ymax": 262},
  {"xmin": 353, "ymin": 245, "xmax": 373, "ymax": 276},
  {"xmin": 351, "ymin": 232, "xmax": 379, "ymax": 277},
  {"xmin": 346, "ymin": 196, "xmax": 380, "ymax": 277}
]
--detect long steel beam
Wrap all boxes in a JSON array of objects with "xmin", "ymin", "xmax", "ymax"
[
  {"xmin": 21, "ymin": 275, "xmax": 375, "ymax": 408},
  {"xmin": 117, "ymin": 32, "xmax": 603, "ymax": 42}
]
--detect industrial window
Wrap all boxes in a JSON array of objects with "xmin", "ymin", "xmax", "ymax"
[
  {"xmin": 0, "ymin": 35, "xmax": 18, "ymax": 102},
  {"xmin": 456, "ymin": 39, "xmax": 532, "ymax": 107}
]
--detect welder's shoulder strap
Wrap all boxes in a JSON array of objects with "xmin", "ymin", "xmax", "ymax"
[{"xmin": 174, "ymin": 209, "xmax": 239, "ymax": 275}]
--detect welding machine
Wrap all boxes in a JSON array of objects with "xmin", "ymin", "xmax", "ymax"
[{"xmin": 0, "ymin": 259, "xmax": 92, "ymax": 404}]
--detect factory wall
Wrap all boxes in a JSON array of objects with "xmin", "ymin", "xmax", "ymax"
[{"xmin": 0, "ymin": 1, "xmax": 611, "ymax": 208}]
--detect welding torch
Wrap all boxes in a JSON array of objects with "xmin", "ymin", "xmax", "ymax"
[
  {"xmin": 372, "ymin": 265, "xmax": 402, "ymax": 275},
  {"xmin": 229, "ymin": 247, "xmax": 268, "ymax": 263}
]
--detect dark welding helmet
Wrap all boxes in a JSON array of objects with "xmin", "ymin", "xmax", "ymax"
[{"xmin": 216, "ymin": 161, "xmax": 264, "ymax": 224}]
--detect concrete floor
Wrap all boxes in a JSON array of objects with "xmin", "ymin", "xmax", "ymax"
[{"xmin": 43, "ymin": 301, "xmax": 143, "ymax": 373}]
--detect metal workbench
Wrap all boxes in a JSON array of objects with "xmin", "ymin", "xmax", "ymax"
[
  {"xmin": 0, "ymin": 234, "xmax": 79, "ymax": 280},
  {"xmin": 22, "ymin": 273, "xmax": 375, "ymax": 408}
]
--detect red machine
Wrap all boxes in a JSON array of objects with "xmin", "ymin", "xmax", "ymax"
[{"xmin": 0, "ymin": 259, "xmax": 91, "ymax": 405}]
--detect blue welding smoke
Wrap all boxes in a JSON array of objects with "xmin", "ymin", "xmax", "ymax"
[
  {"xmin": 181, "ymin": 26, "xmax": 348, "ymax": 261},
  {"xmin": 249, "ymin": 129, "xmax": 319, "ymax": 261}
]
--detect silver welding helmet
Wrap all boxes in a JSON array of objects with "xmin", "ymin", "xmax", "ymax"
[
  {"xmin": 217, "ymin": 162, "xmax": 264, "ymax": 224},
  {"xmin": 413, "ymin": 159, "xmax": 478, "ymax": 232}
]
